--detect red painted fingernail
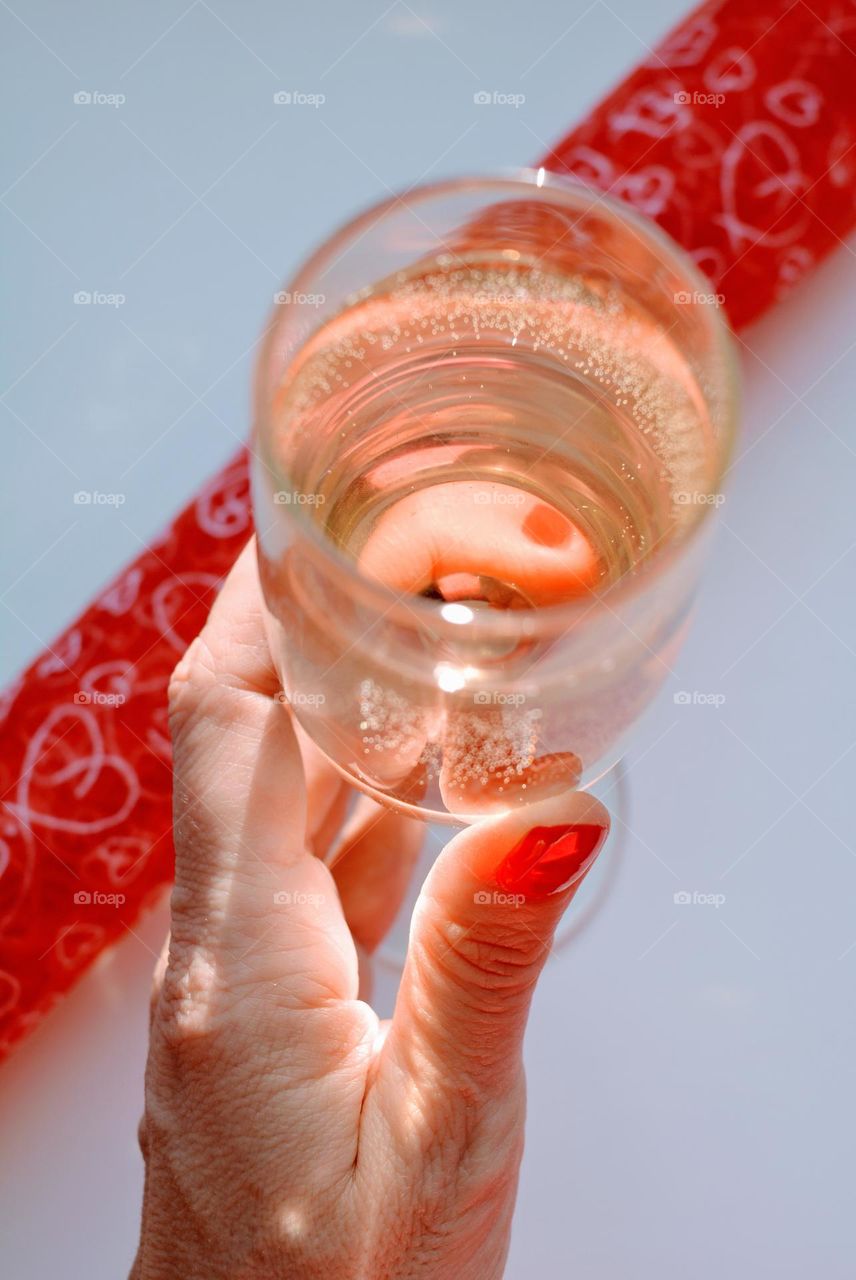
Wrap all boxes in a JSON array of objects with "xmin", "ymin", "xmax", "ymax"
[
  {"xmin": 521, "ymin": 503, "xmax": 574, "ymax": 548},
  {"xmin": 495, "ymin": 823, "xmax": 607, "ymax": 900}
]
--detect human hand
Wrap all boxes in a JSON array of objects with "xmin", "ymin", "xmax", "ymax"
[{"xmin": 132, "ymin": 541, "xmax": 608, "ymax": 1279}]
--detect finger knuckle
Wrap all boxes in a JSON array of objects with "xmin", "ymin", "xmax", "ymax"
[
  {"xmin": 167, "ymin": 634, "xmax": 217, "ymax": 733},
  {"xmin": 155, "ymin": 945, "xmax": 228, "ymax": 1053},
  {"xmin": 136, "ymin": 1113, "xmax": 150, "ymax": 1160},
  {"xmin": 422, "ymin": 912, "xmax": 548, "ymax": 999}
]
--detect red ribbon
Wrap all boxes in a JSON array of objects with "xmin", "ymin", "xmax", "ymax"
[{"xmin": 542, "ymin": 0, "xmax": 856, "ymax": 327}]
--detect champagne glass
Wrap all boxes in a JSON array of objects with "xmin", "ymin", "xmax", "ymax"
[
  {"xmin": 252, "ymin": 171, "xmax": 738, "ymax": 840},
  {"xmin": 251, "ymin": 171, "xmax": 739, "ymax": 977}
]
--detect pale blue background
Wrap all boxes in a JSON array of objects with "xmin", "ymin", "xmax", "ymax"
[{"xmin": 2, "ymin": 2, "xmax": 855, "ymax": 1277}]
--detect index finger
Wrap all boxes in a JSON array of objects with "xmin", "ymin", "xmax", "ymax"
[{"xmin": 166, "ymin": 541, "xmax": 358, "ymax": 1006}]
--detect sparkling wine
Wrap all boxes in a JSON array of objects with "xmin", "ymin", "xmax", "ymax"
[
  {"xmin": 256, "ymin": 246, "xmax": 724, "ymax": 819},
  {"xmin": 269, "ymin": 253, "xmax": 714, "ymax": 591}
]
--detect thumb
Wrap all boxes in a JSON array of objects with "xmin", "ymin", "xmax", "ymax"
[{"xmin": 384, "ymin": 789, "xmax": 609, "ymax": 1096}]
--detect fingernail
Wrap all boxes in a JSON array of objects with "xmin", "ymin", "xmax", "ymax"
[
  {"xmin": 495, "ymin": 822, "xmax": 607, "ymax": 900},
  {"xmin": 521, "ymin": 503, "xmax": 574, "ymax": 548}
]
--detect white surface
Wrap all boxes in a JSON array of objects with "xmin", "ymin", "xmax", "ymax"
[{"xmin": 2, "ymin": 2, "xmax": 855, "ymax": 1277}]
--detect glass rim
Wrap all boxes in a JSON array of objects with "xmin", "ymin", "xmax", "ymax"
[{"xmin": 253, "ymin": 167, "xmax": 741, "ymax": 640}]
